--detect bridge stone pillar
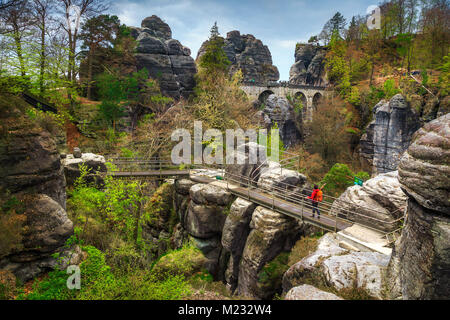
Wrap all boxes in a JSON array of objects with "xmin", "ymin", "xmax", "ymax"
[{"xmin": 305, "ymin": 95, "xmax": 314, "ymax": 122}]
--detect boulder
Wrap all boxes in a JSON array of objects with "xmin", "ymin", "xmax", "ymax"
[
  {"xmin": 330, "ymin": 171, "xmax": 407, "ymax": 232},
  {"xmin": 197, "ymin": 30, "xmax": 279, "ymax": 84},
  {"xmin": 285, "ymin": 284, "xmax": 343, "ymax": 300},
  {"xmin": 0, "ymin": 194, "xmax": 74, "ymax": 282},
  {"xmin": 61, "ymin": 152, "xmax": 107, "ymax": 187},
  {"xmin": 282, "ymin": 233, "xmax": 389, "ymax": 299},
  {"xmin": 258, "ymin": 160, "xmax": 306, "ymax": 194},
  {"xmin": 388, "ymin": 113, "xmax": 450, "ymax": 299},
  {"xmin": 73, "ymin": 147, "xmax": 82, "ymax": 158},
  {"xmin": 190, "ymin": 183, "xmax": 233, "ymax": 206}
]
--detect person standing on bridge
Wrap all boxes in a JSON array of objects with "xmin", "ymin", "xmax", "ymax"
[{"xmin": 308, "ymin": 185, "xmax": 323, "ymax": 219}]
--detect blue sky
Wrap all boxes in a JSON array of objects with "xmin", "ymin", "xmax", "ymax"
[{"xmin": 110, "ymin": 0, "xmax": 377, "ymax": 80}]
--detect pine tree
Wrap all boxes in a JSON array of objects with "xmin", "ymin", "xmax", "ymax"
[{"xmin": 210, "ymin": 21, "xmax": 219, "ymax": 39}]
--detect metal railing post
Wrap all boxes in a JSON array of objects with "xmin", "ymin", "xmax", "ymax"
[
  {"xmin": 247, "ymin": 176, "xmax": 250, "ymax": 200},
  {"xmin": 335, "ymin": 210, "xmax": 337, "ymax": 232},
  {"xmin": 301, "ymin": 195, "xmax": 304, "ymax": 220}
]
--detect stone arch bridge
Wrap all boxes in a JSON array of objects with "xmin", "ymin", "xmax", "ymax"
[{"xmin": 240, "ymin": 83, "xmax": 329, "ymax": 121}]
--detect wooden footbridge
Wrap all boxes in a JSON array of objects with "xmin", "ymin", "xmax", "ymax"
[{"xmin": 106, "ymin": 157, "xmax": 404, "ymax": 244}]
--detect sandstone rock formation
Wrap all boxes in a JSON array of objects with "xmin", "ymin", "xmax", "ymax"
[
  {"xmin": 331, "ymin": 171, "xmax": 407, "ymax": 232},
  {"xmin": 259, "ymin": 94, "xmax": 302, "ymax": 147},
  {"xmin": 289, "ymin": 43, "xmax": 328, "ymax": 87},
  {"xmin": 282, "ymin": 233, "xmax": 390, "ymax": 299},
  {"xmin": 132, "ymin": 15, "xmax": 197, "ymax": 100},
  {"xmin": 0, "ymin": 98, "xmax": 74, "ymax": 282},
  {"xmin": 237, "ymin": 206, "xmax": 302, "ymax": 299},
  {"xmin": 359, "ymin": 94, "xmax": 421, "ymax": 175},
  {"xmin": 388, "ymin": 113, "xmax": 450, "ymax": 299},
  {"xmin": 61, "ymin": 152, "xmax": 107, "ymax": 187},
  {"xmin": 285, "ymin": 284, "xmax": 343, "ymax": 300},
  {"xmin": 197, "ymin": 30, "xmax": 279, "ymax": 85},
  {"xmin": 221, "ymin": 197, "xmax": 256, "ymax": 292},
  {"xmin": 173, "ymin": 152, "xmax": 309, "ymax": 298}
]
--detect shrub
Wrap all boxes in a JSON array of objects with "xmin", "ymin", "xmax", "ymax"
[
  {"xmin": 151, "ymin": 243, "xmax": 208, "ymax": 281},
  {"xmin": 321, "ymin": 163, "xmax": 355, "ymax": 197},
  {"xmin": 0, "ymin": 271, "xmax": 16, "ymax": 300},
  {"xmin": 257, "ymin": 252, "xmax": 290, "ymax": 298}
]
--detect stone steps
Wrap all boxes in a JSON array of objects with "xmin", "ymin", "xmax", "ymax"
[{"xmin": 337, "ymin": 224, "xmax": 392, "ymax": 256}]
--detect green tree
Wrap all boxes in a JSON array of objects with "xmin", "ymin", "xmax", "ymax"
[
  {"xmin": 198, "ymin": 35, "xmax": 230, "ymax": 74},
  {"xmin": 79, "ymin": 14, "xmax": 121, "ymax": 99}
]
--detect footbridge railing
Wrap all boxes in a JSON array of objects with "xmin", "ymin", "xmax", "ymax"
[{"xmin": 106, "ymin": 156, "xmax": 405, "ymax": 240}]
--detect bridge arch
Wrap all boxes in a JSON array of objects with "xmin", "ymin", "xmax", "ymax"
[
  {"xmin": 294, "ymin": 91, "xmax": 307, "ymax": 109},
  {"xmin": 258, "ymin": 90, "xmax": 274, "ymax": 104},
  {"xmin": 312, "ymin": 92, "xmax": 323, "ymax": 111}
]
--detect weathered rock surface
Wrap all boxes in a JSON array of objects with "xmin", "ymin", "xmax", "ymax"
[
  {"xmin": 61, "ymin": 152, "xmax": 107, "ymax": 187},
  {"xmin": 185, "ymin": 202, "xmax": 227, "ymax": 239},
  {"xmin": 190, "ymin": 183, "xmax": 233, "ymax": 206},
  {"xmin": 289, "ymin": 43, "xmax": 328, "ymax": 87},
  {"xmin": 197, "ymin": 30, "xmax": 279, "ymax": 85},
  {"xmin": 331, "ymin": 171, "xmax": 407, "ymax": 232},
  {"xmin": 221, "ymin": 198, "xmax": 257, "ymax": 291},
  {"xmin": 0, "ymin": 102, "xmax": 74, "ymax": 282},
  {"xmin": 0, "ymin": 118, "xmax": 66, "ymax": 208},
  {"xmin": 258, "ymin": 160, "xmax": 307, "ymax": 194},
  {"xmin": 260, "ymin": 94, "xmax": 302, "ymax": 147},
  {"xmin": 0, "ymin": 195, "xmax": 74, "ymax": 282},
  {"xmin": 388, "ymin": 113, "xmax": 450, "ymax": 299},
  {"xmin": 133, "ymin": 15, "xmax": 196, "ymax": 99},
  {"xmin": 224, "ymin": 142, "xmax": 267, "ymax": 186},
  {"xmin": 237, "ymin": 206, "xmax": 302, "ymax": 299},
  {"xmin": 285, "ymin": 284, "xmax": 343, "ymax": 300},
  {"xmin": 359, "ymin": 94, "xmax": 421, "ymax": 175},
  {"xmin": 282, "ymin": 233, "xmax": 390, "ymax": 299}
]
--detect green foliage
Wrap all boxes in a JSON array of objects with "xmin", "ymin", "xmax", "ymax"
[
  {"xmin": 150, "ymin": 243, "xmax": 207, "ymax": 281},
  {"xmin": 257, "ymin": 252, "xmax": 290, "ymax": 297},
  {"xmin": 325, "ymin": 32, "xmax": 353, "ymax": 101},
  {"xmin": 198, "ymin": 36, "xmax": 230, "ymax": 74},
  {"xmin": 355, "ymin": 171, "xmax": 370, "ymax": 182},
  {"xmin": 383, "ymin": 79, "xmax": 401, "ymax": 99},
  {"xmin": 120, "ymin": 147, "xmax": 138, "ymax": 158},
  {"xmin": 321, "ymin": 163, "xmax": 355, "ymax": 196},
  {"xmin": 0, "ymin": 192, "xmax": 26, "ymax": 258},
  {"xmin": 21, "ymin": 245, "xmax": 113, "ymax": 300}
]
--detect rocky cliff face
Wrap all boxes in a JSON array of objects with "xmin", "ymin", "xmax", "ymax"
[
  {"xmin": 173, "ymin": 150, "xmax": 308, "ymax": 298},
  {"xmin": 331, "ymin": 171, "xmax": 407, "ymax": 232},
  {"xmin": 257, "ymin": 94, "xmax": 302, "ymax": 147},
  {"xmin": 289, "ymin": 43, "xmax": 328, "ymax": 87},
  {"xmin": 131, "ymin": 15, "xmax": 197, "ymax": 100},
  {"xmin": 0, "ymin": 97, "xmax": 75, "ymax": 282},
  {"xmin": 197, "ymin": 30, "xmax": 279, "ymax": 85},
  {"xmin": 387, "ymin": 113, "xmax": 450, "ymax": 299},
  {"xmin": 359, "ymin": 94, "xmax": 421, "ymax": 175}
]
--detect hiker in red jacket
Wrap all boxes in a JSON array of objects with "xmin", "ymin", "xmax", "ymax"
[{"xmin": 308, "ymin": 185, "xmax": 323, "ymax": 219}]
